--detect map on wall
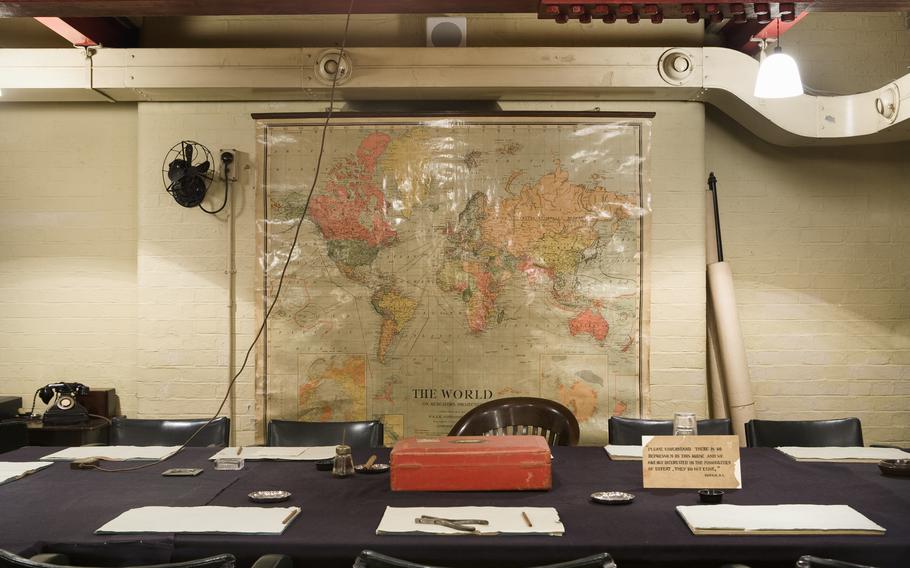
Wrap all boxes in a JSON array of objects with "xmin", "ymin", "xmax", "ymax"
[{"xmin": 256, "ymin": 114, "xmax": 651, "ymax": 444}]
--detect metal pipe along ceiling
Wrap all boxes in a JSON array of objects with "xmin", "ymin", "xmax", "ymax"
[{"xmin": 0, "ymin": 46, "xmax": 906, "ymax": 146}]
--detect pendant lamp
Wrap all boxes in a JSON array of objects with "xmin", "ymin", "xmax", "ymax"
[{"xmin": 753, "ymin": 20, "xmax": 803, "ymax": 99}]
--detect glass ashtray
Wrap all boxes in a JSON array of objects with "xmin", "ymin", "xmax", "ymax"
[
  {"xmin": 354, "ymin": 463, "xmax": 390, "ymax": 475},
  {"xmin": 590, "ymin": 491, "xmax": 635, "ymax": 505},
  {"xmin": 214, "ymin": 456, "xmax": 245, "ymax": 471},
  {"xmin": 248, "ymin": 490, "xmax": 291, "ymax": 503}
]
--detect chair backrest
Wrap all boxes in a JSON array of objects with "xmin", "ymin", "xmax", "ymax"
[
  {"xmin": 608, "ymin": 416, "xmax": 733, "ymax": 445},
  {"xmin": 796, "ymin": 555, "xmax": 877, "ymax": 568},
  {"xmin": 448, "ymin": 397, "xmax": 580, "ymax": 447},
  {"xmin": 0, "ymin": 421, "xmax": 29, "ymax": 454},
  {"xmin": 0, "ymin": 550, "xmax": 236, "ymax": 568},
  {"xmin": 745, "ymin": 418, "xmax": 863, "ymax": 448},
  {"xmin": 266, "ymin": 420, "xmax": 384, "ymax": 448},
  {"xmin": 110, "ymin": 417, "xmax": 230, "ymax": 447},
  {"xmin": 354, "ymin": 550, "xmax": 615, "ymax": 568}
]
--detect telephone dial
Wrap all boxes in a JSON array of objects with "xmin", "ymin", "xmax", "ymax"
[{"xmin": 38, "ymin": 382, "xmax": 90, "ymax": 425}]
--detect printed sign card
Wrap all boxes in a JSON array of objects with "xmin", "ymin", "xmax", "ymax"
[{"xmin": 642, "ymin": 435, "xmax": 741, "ymax": 489}]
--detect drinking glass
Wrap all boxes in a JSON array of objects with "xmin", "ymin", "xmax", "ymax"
[{"xmin": 673, "ymin": 412, "xmax": 698, "ymax": 436}]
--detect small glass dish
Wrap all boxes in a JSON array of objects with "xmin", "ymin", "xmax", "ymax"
[
  {"xmin": 590, "ymin": 491, "xmax": 635, "ymax": 505},
  {"xmin": 354, "ymin": 463, "xmax": 390, "ymax": 475},
  {"xmin": 698, "ymin": 489, "xmax": 725, "ymax": 504},
  {"xmin": 214, "ymin": 456, "xmax": 244, "ymax": 471},
  {"xmin": 878, "ymin": 459, "xmax": 910, "ymax": 478},
  {"xmin": 248, "ymin": 490, "xmax": 291, "ymax": 503}
]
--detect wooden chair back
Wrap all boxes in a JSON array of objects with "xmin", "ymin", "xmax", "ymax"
[{"xmin": 448, "ymin": 397, "xmax": 580, "ymax": 446}]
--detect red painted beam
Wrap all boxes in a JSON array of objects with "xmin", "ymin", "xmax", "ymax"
[
  {"xmin": 2, "ymin": 1, "xmax": 910, "ymax": 17},
  {"xmin": 5, "ymin": 1, "xmax": 535, "ymax": 17},
  {"xmin": 34, "ymin": 16, "xmax": 137, "ymax": 47},
  {"xmin": 721, "ymin": 11, "xmax": 807, "ymax": 55}
]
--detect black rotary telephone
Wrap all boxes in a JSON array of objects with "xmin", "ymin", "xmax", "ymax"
[{"xmin": 38, "ymin": 382, "xmax": 90, "ymax": 426}]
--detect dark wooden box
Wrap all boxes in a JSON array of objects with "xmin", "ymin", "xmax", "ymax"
[
  {"xmin": 76, "ymin": 388, "xmax": 120, "ymax": 418},
  {"xmin": 0, "ymin": 396, "xmax": 22, "ymax": 419}
]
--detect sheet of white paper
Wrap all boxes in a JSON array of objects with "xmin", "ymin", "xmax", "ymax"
[
  {"xmin": 376, "ymin": 507, "xmax": 564, "ymax": 536},
  {"xmin": 677, "ymin": 504, "xmax": 885, "ymax": 533},
  {"xmin": 41, "ymin": 446, "xmax": 181, "ymax": 461},
  {"xmin": 0, "ymin": 461, "xmax": 54, "ymax": 485},
  {"xmin": 604, "ymin": 445, "xmax": 643, "ymax": 460},
  {"xmin": 208, "ymin": 446, "xmax": 337, "ymax": 461},
  {"xmin": 776, "ymin": 446, "xmax": 910, "ymax": 463},
  {"xmin": 96, "ymin": 506, "xmax": 300, "ymax": 535}
]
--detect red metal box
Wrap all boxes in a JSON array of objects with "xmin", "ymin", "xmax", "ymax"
[{"xmin": 390, "ymin": 435, "xmax": 552, "ymax": 491}]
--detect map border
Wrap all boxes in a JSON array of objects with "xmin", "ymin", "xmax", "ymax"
[{"xmin": 253, "ymin": 112, "xmax": 653, "ymax": 444}]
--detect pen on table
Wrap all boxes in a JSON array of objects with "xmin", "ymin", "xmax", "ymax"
[
  {"xmin": 282, "ymin": 508, "xmax": 299, "ymax": 525},
  {"xmin": 522, "ymin": 511, "xmax": 533, "ymax": 527}
]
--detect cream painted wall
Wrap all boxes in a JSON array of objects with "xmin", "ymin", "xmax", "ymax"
[
  {"xmin": 2, "ymin": 104, "xmax": 907, "ymax": 444},
  {"xmin": 706, "ymin": 107, "xmax": 910, "ymax": 444},
  {"xmin": 1, "ymin": 11, "xmax": 908, "ymax": 445},
  {"xmin": 0, "ymin": 103, "xmax": 138, "ymax": 416},
  {"xmin": 134, "ymin": 101, "xmax": 313, "ymax": 443},
  {"xmin": 0, "ymin": 100, "xmax": 704, "ymax": 445},
  {"xmin": 784, "ymin": 12, "xmax": 910, "ymax": 94}
]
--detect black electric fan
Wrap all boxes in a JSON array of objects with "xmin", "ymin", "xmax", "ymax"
[{"xmin": 162, "ymin": 140, "xmax": 215, "ymax": 208}]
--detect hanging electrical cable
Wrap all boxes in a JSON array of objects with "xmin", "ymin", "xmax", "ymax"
[
  {"xmin": 91, "ymin": 0, "xmax": 357, "ymax": 473},
  {"xmin": 199, "ymin": 151, "xmax": 234, "ymax": 215}
]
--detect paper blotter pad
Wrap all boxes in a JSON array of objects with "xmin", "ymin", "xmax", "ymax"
[
  {"xmin": 677, "ymin": 504, "xmax": 885, "ymax": 536},
  {"xmin": 377, "ymin": 506, "xmax": 564, "ymax": 536},
  {"xmin": 42, "ymin": 446, "xmax": 181, "ymax": 462},
  {"xmin": 209, "ymin": 446, "xmax": 336, "ymax": 461},
  {"xmin": 0, "ymin": 461, "xmax": 53, "ymax": 485},
  {"xmin": 96, "ymin": 506, "xmax": 300, "ymax": 535},
  {"xmin": 604, "ymin": 445, "xmax": 643, "ymax": 460},
  {"xmin": 776, "ymin": 446, "xmax": 910, "ymax": 463}
]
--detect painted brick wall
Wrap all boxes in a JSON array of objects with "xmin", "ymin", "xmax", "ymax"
[
  {"xmin": 135, "ymin": 102, "xmax": 327, "ymax": 444},
  {"xmin": 706, "ymin": 108, "xmax": 910, "ymax": 444},
  {"xmin": 0, "ymin": 103, "xmax": 138, "ymax": 416},
  {"xmin": 2, "ymin": 12, "xmax": 907, "ymax": 445},
  {"xmin": 785, "ymin": 12, "xmax": 910, "ymax": 94},
  {"xmin": 0, "ymin": 99, "xmax": 705, "ymax": 446}
]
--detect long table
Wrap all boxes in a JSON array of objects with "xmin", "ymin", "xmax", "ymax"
[{"xmin": 1, "ymin": 446, "xmax": 908, "ymax": 568}]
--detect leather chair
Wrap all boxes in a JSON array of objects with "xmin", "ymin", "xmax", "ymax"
[
  {"xmin": 448, "ymin": 397, "xmax": 580, "ymax": 446},
  {"xmin": 745, "ymin": 418, "xmax": 863, "ymax": 448},
  {"xmin": 267, "ymin": 419, "xmax": 384, "ymax": 448},
  {"xmin": 354, "ymin": 550, "xmax": 616, "ymax": 568},
  {"xmin": 0, "ymin": 550, "xmax": 290, "ymax": 568},
  {"xmin": 109, "ymin": 417, "xmax": 230, "ymax": 447},
  {"xmin": 0, "ymin": 421, "xmax": 28, "ymax": 454},
  {"xmin": 608, "ymin": 416, "xmax": 733, "ymax": 445}
]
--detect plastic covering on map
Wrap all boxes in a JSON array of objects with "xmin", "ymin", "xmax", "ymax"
[{"xmin": 255, "ymin": 116, "xmax": 651, "ymax": 445}]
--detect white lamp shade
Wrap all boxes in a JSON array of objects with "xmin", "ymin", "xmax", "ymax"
[{"xmin": 753, "ymin": 51, "xmax": 804, "ymax": 99}]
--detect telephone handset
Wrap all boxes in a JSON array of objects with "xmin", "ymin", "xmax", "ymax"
[{"xmin": 38, "ymin": 382, "xmax": 90, "ymax": 425}]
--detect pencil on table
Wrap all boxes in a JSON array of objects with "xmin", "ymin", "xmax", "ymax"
[
  {"xmin": 282, "ymin": 508, "xmax": 299, "ymax": 525},
  {"xmin": 237, "ymin": 446, "xmax": 244, "ymax": 456},
  {"xmin": 522, "ymin": 511, "xmax": 533, "ymax": 527}
]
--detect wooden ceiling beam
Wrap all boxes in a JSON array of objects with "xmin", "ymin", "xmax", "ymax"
[
  {"xmin": 2, "ymin": 1, "xmax": 910, "ymax": 18},
  {"xmin": 3, "ymin": 1, "xmax": 537, "ymax": 17}
]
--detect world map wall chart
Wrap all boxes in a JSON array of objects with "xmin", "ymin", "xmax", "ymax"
[{"xmin": 256, "ymin": 114, "xmax": 651, "ymax": 444}]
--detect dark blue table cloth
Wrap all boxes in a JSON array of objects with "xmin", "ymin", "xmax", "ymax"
[{"xmin": 0, "ymin": 446, "xmax": 907, "ymax": 568}]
